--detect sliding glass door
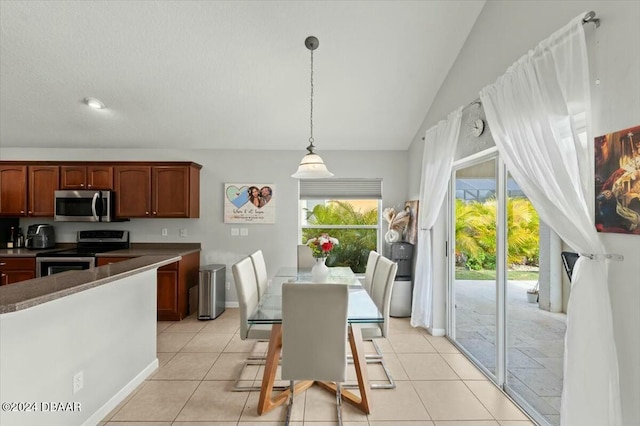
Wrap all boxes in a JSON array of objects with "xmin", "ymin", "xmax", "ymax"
[
  {"xmin": 448, "ymin": 152, "xmax": 562, "ymax": 426},
  {"xmin": 450, "ymin": 155, "xmax": 501, "ymax": 380}
]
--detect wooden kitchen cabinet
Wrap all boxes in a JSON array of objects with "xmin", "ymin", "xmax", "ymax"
[
  {"xmin": 60, "ymin": 165, "xmax": 113, "ymax": 190},
  {"xmin": 113, "ymin": 166, "xmax": 151, "ymax": 218},
  {"xmin": 0, "ymin": 165, "xmax": 58, "ymax": 217},
  {"xmin": 157, "ymin": 262, "xmax": 179, "ymax": 319},
  {"xmin": 28, "ymin": 166, "xmax": 59, "ymax": 217},
  {"xmin": 0, "ymin": 161, "xmax": 200, "ymax": 219},
  {"xmin": 0, "ymin": 257, "xmax": 36, "ymax": 285},
  {"xmin": 114, "ymin": 163, "xmax": 200, "ymax": 218},
  {"xmin": 96, "ymin": 251, "xmax": 200, "ymax": 321},
  {"xmin": 153, "ymin": 165, "xmax": 200, "ymax": 218},
  {"xmin": 0, "ymin": 165, "xmax": 27, "ymax": 216}
]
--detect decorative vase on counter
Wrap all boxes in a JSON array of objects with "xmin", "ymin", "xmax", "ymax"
[{"xmin": 311, "ymin": 257, "xmax": 330, "ymax": 282}]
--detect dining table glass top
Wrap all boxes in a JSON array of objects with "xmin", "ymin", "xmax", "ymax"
[{"xmin": 248, "ymin": 266, "xmax": 383, "ymax": 325}]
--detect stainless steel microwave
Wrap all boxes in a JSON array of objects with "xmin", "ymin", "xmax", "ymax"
[{"xmin": 54, "ymin": 190, "xmax": 114, "ymax": 222}]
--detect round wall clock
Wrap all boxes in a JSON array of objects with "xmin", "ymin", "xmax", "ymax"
[{"xmin": 472, "ymin": 118, "xmax": 485, "ymax": 137}]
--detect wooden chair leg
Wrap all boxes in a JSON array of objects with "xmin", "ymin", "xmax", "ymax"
[
  {"xmin": 318, "ymin": 324, "xmax": 372, "ymax": 414},
  {"xmin": 257, "ymin": 324, "xmax": 313, "ymax": 415}
]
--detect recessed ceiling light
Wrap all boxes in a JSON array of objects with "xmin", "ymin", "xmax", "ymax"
[{"xmin": 84, "ymin": 97, "xmax": 106, "ymax": 110}]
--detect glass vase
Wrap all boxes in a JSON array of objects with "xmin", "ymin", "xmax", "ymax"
[{"xmin": 311, "ymin": 257, "xmax": 329, "ymax": 282}]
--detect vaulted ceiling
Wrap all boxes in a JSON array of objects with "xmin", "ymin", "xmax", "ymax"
[{"xmin": 0, "ymin": 1, "xmax": 484, "ymax": 151}]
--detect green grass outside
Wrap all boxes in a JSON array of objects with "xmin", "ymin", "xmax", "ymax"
[{"xmin": 455, "ymin": 267, "xmax": 539, "ymax": 280}]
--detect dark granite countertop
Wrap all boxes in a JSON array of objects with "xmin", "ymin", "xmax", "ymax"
[
  {"xmin": 96, "ymin": 243, "xmax": 201, "ymax": 257},
  {"xmin": 0, "ymin": 244, "xmax": 74, "ymax": 257},
  {"xmin": 0, "ymin": 243, "xmax": 200, "ymax": 258},
  {"xmin": 0, "ymin": 255, "xmax": 180, "ymax": 314}
]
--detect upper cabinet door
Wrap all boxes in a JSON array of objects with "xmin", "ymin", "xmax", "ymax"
[
  {"xmin": 0, "ymin": 165, "xmax": 27, "ymax": 216},
  {"xmin": 152, "ymin": 166, "xmax": 190, "ymax": 217},
  {"xmin": 114, "ymin": 166, "xmax": 151, "ymax": 218},
  {"xmin": 60, "ymin": 166, "xmax": 87, "ymax": 189},
  {"xmin": 87, "ymin": 166, "xmax": 113, "ymax": 190},
  {"xmin": 61, "ymin": 165, "xmax": 113, "ymax": 190},
  {"xmin": 28, "ymin": 166, "xmax": 59, "ymax": 217}
]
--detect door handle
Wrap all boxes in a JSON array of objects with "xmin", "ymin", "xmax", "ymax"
[{"xmin": 91, "ymin": 192, "xmax": 99, "ymax": 221}]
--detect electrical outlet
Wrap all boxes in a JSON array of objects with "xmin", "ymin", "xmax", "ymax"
[
  {"xmin": 179, "ymin": 228, "xmax": 187, "ymax": 237},
  {"xmin": 240, "ymin": 228, "xmax": 248, "ymax": 236},
  {"xmin": 231, "ymin": 228, "xmax": 239, "ymax": 236},
  {"xmin": 73, "ymin": 371, "xmax": 84, "ymax": 394},
  {"xmin": 161, "ymin": 228, "xmax": 168, "ymax": 237}
]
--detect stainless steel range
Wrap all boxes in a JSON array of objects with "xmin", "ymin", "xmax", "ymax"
[{"xmin": 36, "ymin": 230, "xmax": 130, "ymax": 277}]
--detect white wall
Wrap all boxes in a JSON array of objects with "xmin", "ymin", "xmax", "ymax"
[
  {"xmin": 406, "ymin": 2, "xmax": 640, "ymax": 425},
  {"xmin": 0, "ymin": 269, "xmax": 158, "ymax": 426},
  {"xmin": 1, "ymin": 147, "xmax": 409, "ymax": 303}
]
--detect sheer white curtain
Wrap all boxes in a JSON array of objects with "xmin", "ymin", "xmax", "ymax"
[
  {"xmin": 480, "ymin": 14, "xmax": 621, "ymax": 426},
  {"xmin": 411, "ymin": 107, "xmax": 462, "ymax": 329}
]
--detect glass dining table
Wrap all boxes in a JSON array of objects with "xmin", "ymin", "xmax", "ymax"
[{"xmin": 247, "ymin": 266, "xmax": 382, "ymax": 415}]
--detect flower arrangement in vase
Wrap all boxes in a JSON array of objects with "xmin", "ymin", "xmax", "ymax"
[
  {"xmin": 306, "ymin": 233, "xmax": 339, "ymax": 258},
  {"xmin": 306, "ymin": 233, "xmax": 339, "ymax": 282}
]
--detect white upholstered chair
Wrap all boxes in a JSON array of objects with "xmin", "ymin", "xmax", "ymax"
[
  {"xmin": 249, "ymin": 249, "xmax": 268, "ymax": 300},
  {"xmin": 357, "ymin": 255, "xmax": 398, "ymax": 389},
  {"xmin": 282, "ymin": 283, "xmax": 349, "ymax": 426},
  {"xmin": 361, "ymin": 250, "xmax": 381, "ymax": 294},
  {"xmin": 231, "ymin": 256, "xmax": 274, "ymax": 391},
  {"xmin": 297, "ymin": 244, "xmax": 315, "ymax": 271}
]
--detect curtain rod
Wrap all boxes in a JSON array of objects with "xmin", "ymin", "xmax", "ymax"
[
  {"xmin": 582, "ymin": 11, "xmax": 600, "ymax": 28},
  {"xmin": 422, "ymin": 99, "xmax": 481, "ymax": 140},
  {"xmin": 422, "ymin": 12, "xmax": 598, "ymax": 142}
]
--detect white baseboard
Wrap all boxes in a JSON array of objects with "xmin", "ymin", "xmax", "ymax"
[
  {"xmin": 427, "ymin": 327, "xmax": 445, "ymax": 337},
  {"xmin": 82, "ymin": 358, "xmax": 159, "ymax": 426},
  {"xmin": 225, "ymin": 301, "xmax": 239, "ymax": 308}
]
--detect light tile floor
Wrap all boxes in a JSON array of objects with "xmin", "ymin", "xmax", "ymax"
[{"xmin": 100, "ymin": 308, "xmax": 536, "ymax": 426}]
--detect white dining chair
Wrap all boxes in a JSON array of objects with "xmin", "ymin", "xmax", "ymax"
[
  {"xmin": 361, "ymin": 250, "xmax": 381, "ymax": 294},
  {"xmin": 354, "ymin": 255, "xmax": 398, "ymax": 389},
  {"xmin": 282, "ymin": 283, "xmax": 349, "ymax": 426},
  {"xmin": 297, "ymin": 244, "xmax": 315, "ymax": 271},
  {"xmin": 231, "ymin": 256, "xmax": 276, "ymax": 392},
  {"xmin": 249, "ymin": 249, "xmax": 268, "ymax": 300}
]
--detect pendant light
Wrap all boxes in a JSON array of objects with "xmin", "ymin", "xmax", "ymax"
[{"xmin": 291, "ymin": 36, "xmax": 334, "ymax": 179}]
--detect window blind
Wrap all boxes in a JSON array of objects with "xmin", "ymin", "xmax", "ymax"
[{"xmin": 299, "ymin": 178, "xmax": 383, "ymax": 200}]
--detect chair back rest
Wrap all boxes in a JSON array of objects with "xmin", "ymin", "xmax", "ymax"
[
  {"xmin": 231, "ymin": 256, "xmax": 260, "ymax": 339},
  {"xmin": 363, "ymin": 250, "xmax": 381, "ymax": 294},
  {"xmin": 281, "ymin": 283, "xmax": 348, "ymax": 382},
  {"xmin": 370, "ymin": 256, "xmax": 398, "ymax": 337},
  {"xmin": 249, "ymin": 250, "xmax": 268, "ymax": 300},
  {"xmin": 297, "ymin": 244, "xmax": 315, "ymax": 271}
]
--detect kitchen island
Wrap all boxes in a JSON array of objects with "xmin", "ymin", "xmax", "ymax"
[
  {"xmin": 0, "ymin": 255, "xmax": 178, "ymax": 426},
  {"xmin": 1, "ymin": 243, "xmax": 201, "ymax": 320}
]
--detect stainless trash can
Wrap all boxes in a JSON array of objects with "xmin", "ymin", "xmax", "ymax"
[
  {"xmin": 390, "ymin": 278, "xmax": 412, "ymax": 317},
  {"xmin": 198, "ymin": 264, "xmax": 226, "ymax": 320}
]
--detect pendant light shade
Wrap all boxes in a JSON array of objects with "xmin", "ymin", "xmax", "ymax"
[
  {"xmin": 292, "ymin": 152, "xmax": 333, "ymax": 178},
  {"xmin": 292, "ymin": 36, "xmax": 334, "ymax": 179}
]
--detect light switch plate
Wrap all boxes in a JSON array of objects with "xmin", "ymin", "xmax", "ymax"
[
  {"xmin": 231, "ymin": 228, "xmax": 239, "ymax": 236},
  {"xmin": 240, "ymin": 228, "xmax": 248, "ymax": 236}
]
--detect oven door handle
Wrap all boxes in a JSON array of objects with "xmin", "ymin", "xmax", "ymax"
[{"xmin": 91, "ymin": 192, "xmax": 99, "ymax": 221}]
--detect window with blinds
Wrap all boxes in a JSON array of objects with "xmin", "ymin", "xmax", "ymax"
[{"xmin": 299, "ymin": 178, "xmax": 382, "ymax": 273}]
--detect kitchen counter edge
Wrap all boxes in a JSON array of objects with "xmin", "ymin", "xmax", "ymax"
[{"xmin": 0, "ymin": 243, "xmax": 201, "ymax": 258}]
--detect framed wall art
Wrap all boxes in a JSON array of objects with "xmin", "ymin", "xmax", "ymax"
[
  {"xmin": 594, "ymin": 125, "xmax": 640, "ymax": 235},
  {"xmin": 224, "ymin": 183, "xmax": 276, "ymax": 224}
]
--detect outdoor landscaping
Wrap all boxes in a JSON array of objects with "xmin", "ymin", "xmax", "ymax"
[
  {"xmin": 302, "ymin": 200, "xmax": 378, "ymax": 274},
  {"xmin": 456, "ymin": 197, "xmax": 540, "ymax": 280}
]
